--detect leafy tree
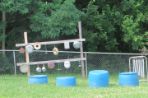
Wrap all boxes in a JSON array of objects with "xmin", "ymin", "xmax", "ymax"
[
  {"xmin": 30, "ymin": 0, "xmax": 82, "ymax": 39},
  {"xmin": 0, "ymin": 0, "xmax": 147, "ymax": 53},
  {"xmin": 80, "ymin": 0, "xmax": 147, "ymax": 52},
  {"xmin": 0, "ymin": 0, "xmax": 32, "ymax": 51},
  {"xmin": 121, "ymin": 0, "xmax": 146, "ymax": 50},
  {"xmin": 82, "ymin": 1, "xmax": 121, "ymax": 51}
]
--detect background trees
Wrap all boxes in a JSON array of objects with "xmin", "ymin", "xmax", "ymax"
[
  {"xmin": 80, "ymin": 0, "xmax": 147, "ymax": 52},
  {"xmin": 0, "ymin": 0, "xmax": 147, "ymax": 52}
]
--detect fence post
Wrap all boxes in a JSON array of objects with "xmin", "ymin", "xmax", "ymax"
[
  {"xmin": 13, "ymin": 51, "xmax": 17, "ymax": 75},
  {"xmin": 85, "ymin": 52, "xmax": 88, "ymax": 77}
]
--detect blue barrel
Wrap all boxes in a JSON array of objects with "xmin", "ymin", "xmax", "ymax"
[
  {"xmin": 28, "ymin": 75, "xmax": 48, "ymax": 84},
  {"xmin": 119, "ymin": 72, "xmax": 139, "ymax": 86},
  {"xmin": 56, "ymin": 76, "xmax": 76, "ymax": 87},
  {"xmin": 88, "ymin": 70, "xmax": 109, "ymax": 88}
]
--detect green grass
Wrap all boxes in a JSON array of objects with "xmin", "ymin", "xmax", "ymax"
[{"xmin": 0, "ymin": 74, "xmax": 148, "ymax": 98}]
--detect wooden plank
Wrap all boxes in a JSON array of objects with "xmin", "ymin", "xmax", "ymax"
[
  {"xmin": 24, "ymin": 32, "xmax": 30, "ymax": 76},
  {"xmin": 16, "ymin": 38, "xmax": 85, "ymax": 47},
  {"xmin": 17, "ymin": 58, "xmax": 86, "ymax": 66},
  {"xmin": 78, "ymin": 21, "xmax": 85, "ymax": 78}
]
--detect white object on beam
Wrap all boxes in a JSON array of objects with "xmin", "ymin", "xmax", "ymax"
[
  {"xmin": 17, "ymin": 58, "xmax": 86, "ymax": 66},
  {"xmin": 25, "ymin": 45, "xmax": 34, "ymax": 53},
  {"xmin": 52, "ymin": 47, "xmax": 59, "ymax": 55},
  {"xmin": 16, "ymin": 38, "xmax": 85, "ymax": 47},
  {"xmin": 73, "ymin": 41, "xmax": 80, "ymax": 49},
  {"xmin": 64, "ymin": 42, "xmax": 70, "ymax": 50},
  {"xmin": 33, "ymin": 42, "xmax": 41, "ymax": 50}
]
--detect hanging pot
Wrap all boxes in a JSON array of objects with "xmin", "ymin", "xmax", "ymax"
[
  {"xmin": 64, "ymin": 61, "xmax": 71, "ymax": 69},
  {"xmin": 36, "ymin": 66, "xmax": 42, "ymax": 72},
  {"xmin": 42, "ymin": 65, "xmax": 46, "ymax": 72},
  {"xmin": 19, "ymin": 47, "xmax": 25, "ymax": 53},
  {"xmin": 48, "ymin": 61, "xmax": 55, "ymax": 69},
  {"xmin": 52, "ymin": 47, "xmax": 59, "ymax": 55},
  {"xmin": 19, "ymin": 64, "xmax": 27, "ymax": 73},
  {"xmin": 33, "ymin": 42, "xmax": 41, "ymax": 50}
]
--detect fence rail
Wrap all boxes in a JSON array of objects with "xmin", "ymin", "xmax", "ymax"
[{"xmin": 0, "ymin": 50, "xmax": 147, "ymax": 76}]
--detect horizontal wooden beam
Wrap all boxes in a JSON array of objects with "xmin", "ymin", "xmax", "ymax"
[
  {"xmin": 16, "ymin": 38, "xmax": 85, "ymax": 47},
  {"xmin": 17, "ymin": 58, "xmax": 86, "ymax": 66}
]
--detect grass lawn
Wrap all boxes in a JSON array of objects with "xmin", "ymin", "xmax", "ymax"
[{"xmin": 0, "ymin": 74, "xmax": 148, "ymax": 98}]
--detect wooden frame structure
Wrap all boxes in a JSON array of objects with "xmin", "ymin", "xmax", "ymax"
[{"xmin": 15, "ymin": 21, "xmax": 86, "ymax": 77}]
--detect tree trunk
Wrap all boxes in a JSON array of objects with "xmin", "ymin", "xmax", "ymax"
[{"xmin": 2, "ymin": 11, "xmax": 6, "ymax": 56}]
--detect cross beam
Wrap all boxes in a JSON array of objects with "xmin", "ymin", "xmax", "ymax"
[
  {"xmin": 17, "ymin": 58, "xmax": 86, "ymax": 66},
  {"xmin": 16, "ymin": 38, "xmax": 85, "ymax": 47}
]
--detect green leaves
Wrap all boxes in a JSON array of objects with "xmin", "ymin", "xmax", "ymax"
[
  {"xmin": 30, "ymin": 0, "xmax": 82, "ymax": 39},
  {"xmin": 121, "ymin": 12, "xmax": 145, "ymax": 49},
  {"xmin": 82, "ymin": 0, "xmax": 147, "ymax": 51},
  {"xmin": 0, "ymin": 0, "xmax": 147, "ymax": 52},
  {"xmin": 83, "ymin": 1, "xmax": 119, "ymax": 51},
  {"xmin": 0, "ymin": 0, "xmax": 31, "ymax": 14}
]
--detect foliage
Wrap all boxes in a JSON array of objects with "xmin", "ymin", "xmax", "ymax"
[
  {"xmin": 82, "ymin": 1, "xmax": 121, "ymax": 51},
  {"xmin": 121, "ymin": 15, "xmax": 144, "ymax": 49},
  {"xmin": 30, "ymin": 0, "xmax": 82, "ymax": 39},
  {"xmin": 0, "ymin": 0, "xmax": 31, "ymax": 13},
  {"xmin": 81, "ymin": 0, "xmax": 147, "ymax": 52},
  {"xmin": 121, "ymin": 0, "xmax": 146, "ymax": 50},
  {"xmin": 0, "ymin": 0, "xmax": 147, "ymax": 52}
]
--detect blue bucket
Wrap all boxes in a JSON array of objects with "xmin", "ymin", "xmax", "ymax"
[
  {"xmin": 119, "ymin": 72, "xmax": 139, "ymax": 86},
  {"xmin": 88, "ymin": 70, "xmax": 109, "ymax": 88},
  {"xmin": 56, "ymin": 76, "xmax": 76, "ymax": 87},
  {"xmin": 28, "ymin": 75, "xmax": 48, "ymax": 84}
]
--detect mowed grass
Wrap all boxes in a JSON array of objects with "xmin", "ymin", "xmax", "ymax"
[{"xmin": 0, "ymin": 74, "xmax": 148, "ymax": 98}]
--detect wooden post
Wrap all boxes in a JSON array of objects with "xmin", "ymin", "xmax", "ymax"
[
  {"xmin": 24, "ymin": 32, "xmax": 30, "ymax": 76},
  {"xmin": 78, "ymin": 21, "xmax": 85, "ymax": 78}
]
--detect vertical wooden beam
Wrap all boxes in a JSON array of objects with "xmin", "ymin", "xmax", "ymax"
[
  {"xmin": 78, "ymin": 21, "xmax": 85, "ymax": 78},
  {"xmin": 24, "ymin": 32, "xmax": 30, "ymax": 76}
]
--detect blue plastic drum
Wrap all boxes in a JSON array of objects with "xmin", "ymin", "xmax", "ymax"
[
  {"xmin": 56, "ymin": 76, "xmax": 76, "ymax": 87},
  {"xmin": 88, "ymin": 70, "xmax": 109, "ymax": 88},
  {"xmin": 119, "ymin": 72, "xmax": 139, "ymax": 86},
  {"xmin": 28, "ymin": 75, "xmax": 48, "ymax": 84}
]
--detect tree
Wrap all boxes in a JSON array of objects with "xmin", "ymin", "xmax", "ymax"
[
  {"xmin": 79, "ymin": 0, "xmax": 147, "ymax": 52},
  {"xmin": 0, "ymin": 0, "xmax": 147, "ymax": 53},
  {"xmin": 30, "ymin": 0, "xmax": 82, "ymax": 39},
  {"xmin": 0, "ymin": 0, "xmax": 32, "ymax": 52},
  {"xmin": 121, "ymin": 0, "xmax": 146, "ymax": 50},
  {"xmin": 82, "ymin": 1, "xmax": 121, "ymax": 51}
]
